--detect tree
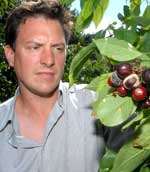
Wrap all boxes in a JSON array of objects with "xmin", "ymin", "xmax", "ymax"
[
  {"xmin": 0, "ymin": 0, "xmax": 17, "ymax": 102},
  {"xmin": 67, "ymin": 0, "xmax": 150, "ymax": 171}
]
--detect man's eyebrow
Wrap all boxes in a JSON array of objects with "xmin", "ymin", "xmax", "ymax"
[
  {"xmin": 25, "ymin": 41, "xmax": 44, "ymax": 45},
  {"xmin": 51, "ymin": 43, "xmax": 66, "ymax": 47},
  {"xmin": 25, "ymin": 41, "xmax": 66, "ymax": 47}
]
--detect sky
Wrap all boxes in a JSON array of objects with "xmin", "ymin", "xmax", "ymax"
[{"xmin": 71, "ymin": 0, "xmax": 149, "ymax": 34}]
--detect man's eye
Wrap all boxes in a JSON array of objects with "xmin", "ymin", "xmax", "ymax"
[
  {"xmin": 26, "ymin": 44, "xmax": 41, "ymax": 50},
  {"xmin": 55, "ymin": 46, "xmax": 65, "ymax": 52},
  {"xmin": 32, "ymin": 45, "xmax": 40, "ymax": 49}
]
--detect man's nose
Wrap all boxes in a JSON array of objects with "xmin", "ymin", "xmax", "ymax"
[{"xmin": 40, "ymin": 47, "xmax": 55, "ymax": 67}]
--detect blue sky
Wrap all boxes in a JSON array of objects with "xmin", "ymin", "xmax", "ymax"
[{"xmin": 71, "ymin": 0, "xmax": 149, "ymax": 33}]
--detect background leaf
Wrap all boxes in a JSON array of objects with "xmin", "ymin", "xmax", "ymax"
[
  {"xmin": 113, "ymin": 29, "xmax": 138, "ymax": 45},
  {"xmin": 94, "ymin": 38, "xmax": 142, "ymax": 62},
  {"xmin": 75, "ymin": 0, "xmax": 93, "ymax": 31},
  {"xmin": 69, "ymin": 42, "xmax": 96, "ymax": 85},
  {"xmin": 93, "ymin": 0, "xmax": 109, "ymax": 27}
]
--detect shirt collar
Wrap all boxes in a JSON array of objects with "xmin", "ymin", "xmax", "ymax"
[{"xmin": 0, "ymin": 81, "xmax": 67, "ymax": 131}]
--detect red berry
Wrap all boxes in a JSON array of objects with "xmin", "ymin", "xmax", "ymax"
[
  {"xmin": 116, "ymin": 63, "xmax": 132, "ymax": 79},
  {"xmin": 107, "ymin": 76, "xmax": 113, "ymax": 87},
  {"xmin": 117, "ymin": 85, "xmax": 128, "ymax": 97},
  {"xmin": 132, "ymin": 86, "xmax": 148, "ymax": 101}
]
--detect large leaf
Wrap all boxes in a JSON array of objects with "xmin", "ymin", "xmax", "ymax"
[
  {"xmin": 75, "ymin": 0, "xmax": 93, "ymax": 31},
  {"xmin": 69, "ymin": 42, "xmax": 96, "ymax": 85},
  {"xmin": 93, "ymin": 94, "xmax": 137, "ymax": 126},
  {"xmin": 94, "ymin": 38, "xmax": 142, "ymax": 62},
  {"xmin": 87, "ymin": 73, "xmax": 112, "ymax": 99},
  {"xmin": 110, "ymin": 142, "xmax": 150, "ymax": 172},
  {"xmin": 93, "ymin": 0, "xmax": 109, "ymax": 27}
]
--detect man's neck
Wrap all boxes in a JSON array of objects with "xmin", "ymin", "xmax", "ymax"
[
  {"xmin": 14, "ymin": 87, "xmax": 59, "ymax": 142},
  {"xmin": 16, "ymin": 88, "xmax": 59, "ymax": 117}
]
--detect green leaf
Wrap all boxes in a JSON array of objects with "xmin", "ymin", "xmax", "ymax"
[
  {"xmin": 125, "ymin": 16, "xmax": 150, "ymax": 28},
  {"xmin": 94, "ymin": 38, "xmax": 142, "ymax": 62},
  {"xmin": 139, "ymin": 33, "xmax": 150, "ymax": 53},
  {"xmin": 122, "ymin": 111, "xmax": 143, "ymax": 130},
  {"xmin": 114, "ymin": 29, "xmax": 138, "ymax": 45},
  {"xmin": 88, "ymin": 73, "xmax": 112, "ymax": 99},
  {"xmin": 59, "ymin": 0, "xmax": 74, "ymax": 6},
  {"xmin": 93, "ymin": 0, "xmax": 109, "ymax": 27},
  {"xmin": 93, "ymin": 94, "xmax": 136, "ymax": 126},
  {"xmin": 110, "ymin": 142, "xmax": 150, "ymax": 172},
  {"xmin": 134, "ymin": 118, "xmax": 150, "ymax": 149},
  {"xmin": 130, "ymin": 0, "xmax": 141, "ymax": 16},
  {"xmin": 75, "ymin": 0, "xmax": 93, "ymax": 31},
  {"xmin": 143, "ymin": 5, "xmax": 150, "ymax": 19},
  {"xmin": 140, "ymin": 166, "xmax": 150, "ymax": 172},
  {"xmin": 69, "ymin": 42, "xmax": 96, "ymax": 85},
  {"xmin": 80, "ymin": 0, "xmax": 84, "ymax": 9},
  {"xmin": 123, "ymin": 5, "xmax": 130, "ymax": 17},
  {"xmin": 99, "ymin": 149, "xmax": 117, "ymax": 172},
  {"xmin": 140, "ymin": 54, "xmax": 150, "ymax": 68}
]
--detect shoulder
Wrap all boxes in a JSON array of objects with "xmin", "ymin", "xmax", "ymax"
[
  {"xmin": 0, "ymin": 97, "xmax": 15, "ymax": 129},
  {"xmin": 0, "ymin": 97, "xmax": 15, "ymax": 121},
  {"xmin": 0, "ymin": 97, "xmax": 14, "ymax": 111}
]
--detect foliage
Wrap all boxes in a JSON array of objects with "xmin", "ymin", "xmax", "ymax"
[
  {"xmin": 60, "ymin": 0, "xmax": 109, "ymax": 32},
  {"xmin": 67, "ymin": 0, "xmax": 150, "ymax": 172},
  {"xmin": 0, "ymin": 0, "xmax": 17, "ymax": 102}
]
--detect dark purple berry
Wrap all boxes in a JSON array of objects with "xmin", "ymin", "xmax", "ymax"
[
  {"xmin": 123, "ymin": 74, "xmax": 140, "ymax": 90},
  {"xmin": 116, "ymin": 63, "xmax": 132, "ymax": 79},
  {"xmin": 141, "ymin": 99, "xmax": 150, "ymax": 109},
  {"xmin": 142, "ymin": 69, "xmax": 150, "ymax": 83}
]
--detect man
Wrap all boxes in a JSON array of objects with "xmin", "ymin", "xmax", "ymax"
[
  {"xmin": 0, "ymin": 0, "xmax": 134, "ymax": 171},
  {"xmin": 0, "ymin": 0, "xmax": 105, "ymax": 171}
]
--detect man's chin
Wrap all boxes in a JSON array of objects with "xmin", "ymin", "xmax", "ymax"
[{"xmin": 31, "ymin": 85, "xmax": 59, "ymax": 98}]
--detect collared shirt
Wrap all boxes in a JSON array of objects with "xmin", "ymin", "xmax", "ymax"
[{"xmin": 0, "ymin": 82, "xmax": 105, "ymax": 172}]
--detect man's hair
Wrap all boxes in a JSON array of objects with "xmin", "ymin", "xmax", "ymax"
[{"xmin": 5, "ymin": 0, "xmax": 72, "ymax": 48}]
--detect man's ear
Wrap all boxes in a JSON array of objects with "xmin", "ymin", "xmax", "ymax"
[{"xmin": 4, "ymin": 45, "xmax": 15, "ymax": 67}]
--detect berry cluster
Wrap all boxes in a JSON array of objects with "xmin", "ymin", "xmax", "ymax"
[{"xmin": 108, "ymin": 63, "xmax": 150, "ymax": 109}]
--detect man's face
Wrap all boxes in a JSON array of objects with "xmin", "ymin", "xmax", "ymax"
[{"xmin": 5, "ymin": 17, "xmax": 66, "ymax": 97}]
